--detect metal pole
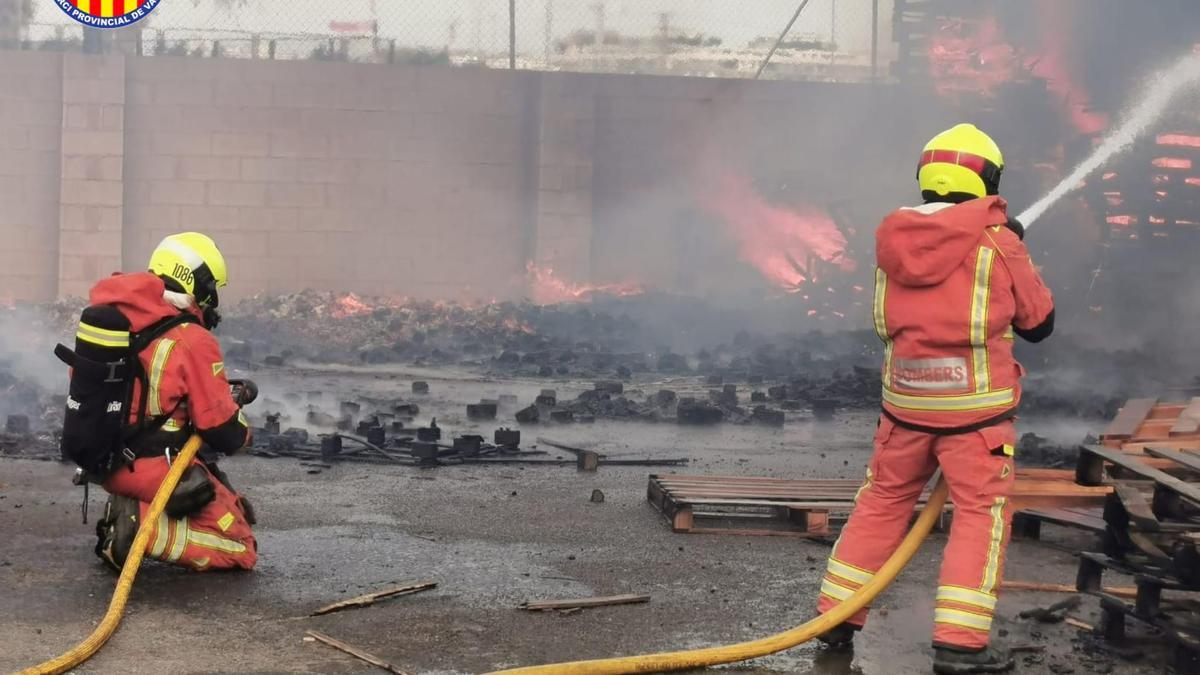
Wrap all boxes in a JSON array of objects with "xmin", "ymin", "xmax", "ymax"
[
  {"xmin": 544, "ymin": 0, "xmax": 553, "ymax": 66},
  {"xmin": 871, "ymin": 0, "xmax": 879, "ymax": 81},
  {"xmin": 509, "ymin": 0, "xmax": 516, "ymax": 69},
  {"xmin": 754, "ymin": 0, "xmax": 814, "ymax": 80}
]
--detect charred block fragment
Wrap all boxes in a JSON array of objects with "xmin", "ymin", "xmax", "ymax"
[
  {"xmin": 365, "ymin": 426, "xmax": 386, "ymax": 447},
  {"xmin": 550, "ymin": 409, "xmax": 575, "ymax": 423},
  {"xmin": 453, "ymin": 435, "xmax": 484, "ymax": 456},
  {"xmin": 535, "ymin": 394, "xmax": 557, "ymax": 407},
  {"xmin": 494, "ymin": 428, "xmax": 521, "ymax": 448},
  {"xmin": 768, "ymin": 385, "xmax": 789, "ymax": 400},
  {"xmin": 515, "ymin": 405, "xmax": 540, "ymax": 424},
  {"xmin": 411, "ymin": 441, "xmax": 439, "ymax": 466},
  {"xmin": 751, "ymin": 391, "xmax": 768, "ymax": 403},
  {"xmin": 416, "ymin": 424, "xmax": 441, "ymax": 442},
  {"xmin": 411, "ymin": 381, "xmax": 430, "ymax": 395},
  {"xmin": 467, "ymin": 403, "xmax": 498, "ymax": 420},
  {"xmin": 320, "ymin": 434, "xmax": 343, "ymax": 458},
  {"xmin": 677, "ymin": 400, "xmax": 724, "ymax": 425}
]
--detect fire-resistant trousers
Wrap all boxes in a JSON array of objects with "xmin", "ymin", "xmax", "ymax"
[
  {"xmin": 104, "ymin": 456, "xmax": 257, "ymax": 571},
  {"xmin": 816, "ymin": 415, "xmax": 1016, "ymax": 649}
]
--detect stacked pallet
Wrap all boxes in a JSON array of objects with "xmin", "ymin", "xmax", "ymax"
[
  {"xmin": 1070, "ymin": 397, "xmax": 1200, "ymax": 671},
  {"xmin": 1013, "ymin": 397, "xmax": 1200, "ymax": 540}
]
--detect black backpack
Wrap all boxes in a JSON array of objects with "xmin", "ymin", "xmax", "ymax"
[{"xmin": 55, "ymin": 305, "xmax": 199, "ymax": 478}]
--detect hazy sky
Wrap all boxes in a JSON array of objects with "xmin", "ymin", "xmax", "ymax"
[{"xmin": 34, "ymin": 0, "xmax": 886, "ymax": 56}]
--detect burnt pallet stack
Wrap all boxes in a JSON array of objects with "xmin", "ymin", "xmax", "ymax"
[{"xmin": 1071, "ymin": 397, "xmax": 1200, "ymax": 671}]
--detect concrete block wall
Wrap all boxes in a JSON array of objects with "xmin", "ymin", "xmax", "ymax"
[
  {"xmin": 0, "ymin": 52, "xmax": 62, "ymax": 302},
  {"xmin": 59, "ymin": 53, "xmax": 126, "ymax": 298},
  {"xmin": 122, "ymin": 59, "xmax": 530, "ymax": 302}
]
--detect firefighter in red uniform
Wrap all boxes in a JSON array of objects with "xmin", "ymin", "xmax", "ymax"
[
  {"xmin": 94, "ymin": 233, "xmax": 258, "ymax": 572},
  {"xmin": 815, "ymin": 125, "xmax": 1055, "ymax": 674}
]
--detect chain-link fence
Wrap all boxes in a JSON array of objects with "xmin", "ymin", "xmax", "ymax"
[{"xmin": 4, "ymin": 0, "xmax": 891, "ymax": 81}]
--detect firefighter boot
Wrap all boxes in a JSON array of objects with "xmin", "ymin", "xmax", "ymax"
[
  {"xmin": 933, "ymin": 645, "xmax": 1015, "ymax": 674},
  {"xmin": 816, "ymin": 622, "xmax": 860, "ymax": 649},
  {"xmin": 95, "ymin": 495, "xmax": 140, "ymax": 572}
]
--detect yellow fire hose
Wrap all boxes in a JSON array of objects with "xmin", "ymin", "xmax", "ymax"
[
  {"xmin": 18, "ymin": 434, "xmax": 204, "ymax": 675},
  {"xmin": 18, "ymin": 439, "xmax": 944, "ymax": 675},
  {"xmin": 487, "ymin": 476, "xmax": 949, "ymax": 675}
]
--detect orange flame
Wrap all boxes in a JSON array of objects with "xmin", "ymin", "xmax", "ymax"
[
  {"xmin": 525, "ymin": 262, "xmax": 644, "ymax": 305},
  {"xmin": 700, "ymin": 172, "xmax": 854, "ymax": 292},
  {"xmin": 329, "ymin": 293, "xmax": 374, "ymax": 318}
]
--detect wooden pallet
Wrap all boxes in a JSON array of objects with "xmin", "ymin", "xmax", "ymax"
[
  {"xmin": 647, "ymin": 472, "xmax": 1110, "ymax": 538},
  {"xmin": 1102, "ymin": 397, "xmax": 1200, "ymax": 453},
  {"xmin": 1077, "ymin": 552, "xmax": 1200, "ymax": 672}
]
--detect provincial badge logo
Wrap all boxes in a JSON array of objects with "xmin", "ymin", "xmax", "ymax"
[{"xmin": 53, "ymin": 0, "xmax": 162, "ymax": 29}]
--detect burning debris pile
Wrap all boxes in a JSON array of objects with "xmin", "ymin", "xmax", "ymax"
[{"xmin": 220, "ymin": 291, "xmax": 648, "ymax": 370}]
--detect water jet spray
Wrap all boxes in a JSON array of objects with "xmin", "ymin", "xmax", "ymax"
[{"xmin": 1019, "ymin": 53, "xmax": 1200, "ymax": 229}]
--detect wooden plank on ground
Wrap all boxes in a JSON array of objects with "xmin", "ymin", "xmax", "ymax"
[
  {"xmin": 1170, "ymin": 398, "xmax": 1200, "ymax": 437},
  {"xmin": 520, "ymin": 594, "xmax": 650, "ymax": 611},
  {"xmin": 1081, "ymin": 444, "xmax": 1200, "ymax": 508},
  {"xmin": 1102, "ymin": 398, "xmax": 1158, "ymax": 441},
  {"xmin": 306, "ymin": 630, "xmax": 410, "ymax": 674},
  {"xmin": 311, "ymin": 581, "xmax": 437, "ymax": 616},
  {"xmin": 1001, "ymin": 580, "xmax": 1137, "ymax": 599},
  {"xmin": 1144, "ymin": 444, "xmax": 1200, "ymax": 475},
  {"xmin": 1017, "ymin": 507, "xmax": 1106, "ymax": 532}
]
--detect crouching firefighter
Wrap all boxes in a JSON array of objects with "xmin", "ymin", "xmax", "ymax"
[
  {"xmin": 814, "ymin": 125, "xmax": 1055, "ymax": 674},
  {"xmin": 56, "ymin": 232, "xmax": 259, "ymax": 573}
]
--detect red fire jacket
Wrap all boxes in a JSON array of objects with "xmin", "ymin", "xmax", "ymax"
[
  {"xmin": 873, "ymin": 196, "xmax": 1054, "ymax": 429},
  {"xmin": 89, "ymin": 272, "xmax": 248, "ymax": 452}
]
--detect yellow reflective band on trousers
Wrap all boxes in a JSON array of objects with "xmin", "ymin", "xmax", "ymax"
[
  {"xmin": 819, "ymin": 577, "xmax": 856, "ymax": 602},
  {"xmin": 882, "ymin": 386, "xmax": 1014, "ymax": 411},
  {"xmin": 969, "ymin": 247, "xmax": 995, "ymax": 393},
  {"xmin": 76, "ymin": 322, "xmax": 130, "ymax": 348},
  {"xmin": 936, "ymin": 585, "xmax": 997, "ymax": 611},
  {"xmin": 827, "ymin": 558, "xmax": 874, "ymax": 585},
  {"xmin": 147, "ymin": 338, "xmax": 177, "ymax": 416},
  {"xmin": 187, "ymin": 529, "xmax": 247, "ymax": 554},
  {"xmin": 872, "ymin": 268, "xmax": 893, "ymax": 387},
  {"xmin": 934, "ymin": 607, "xmax": 992, "ymax": 632},
  {"xmin": 980, "ymin": 497, "xmax": 1008, "ymax": 594},
  {"xmin": 149, "ymin": 513, "xmax": 169, "ymax": 558},
  {"xmin": 167, "ymin": 517, "xmax": 188, "ymax": 562}
]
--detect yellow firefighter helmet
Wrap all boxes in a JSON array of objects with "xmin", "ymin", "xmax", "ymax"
[
  {"xmin": 917, "ymin": 123, "xmax": 1004, "ymax": 201},
  {"xmin": 147, "ymin": 232, "xmax": 228, "ymax": 307}
]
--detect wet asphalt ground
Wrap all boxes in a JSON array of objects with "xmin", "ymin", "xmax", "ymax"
[{"xmin": 0, "ymin": 365, "xmax": 1167, "ymax": 674}]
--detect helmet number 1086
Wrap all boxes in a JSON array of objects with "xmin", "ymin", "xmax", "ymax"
[{"xmin": 173, "ymin": 263, "xmax": 194, "ymax": 287}]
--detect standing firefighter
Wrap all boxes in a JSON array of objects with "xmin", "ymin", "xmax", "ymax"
[
  {"xmin": 815, "ymin": 124, "xmax": 1054, "ymax": 674},
  {"xmin": 57, "ymin": 232, "xmax": 257, "ymax": 572}
]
